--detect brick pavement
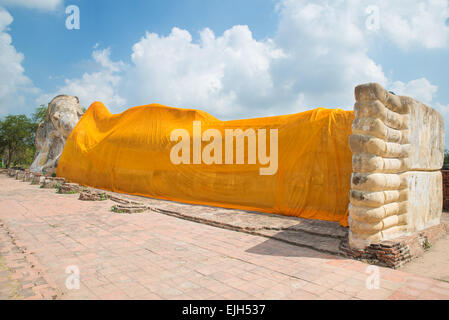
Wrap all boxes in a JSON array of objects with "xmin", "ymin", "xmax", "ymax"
[
  {"xmin": 0, "ymin": 221, "xmax": 59, "ymax": 299},
  {"xmin": 1, "ymin": 174, "xmax": 449, "ymax": 300},
  {"xmin": 400, "ymin": 234, "xmax": 449, "ymax": 282}
]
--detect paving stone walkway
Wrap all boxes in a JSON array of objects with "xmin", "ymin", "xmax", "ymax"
[
  {"xmin": 400, "ymin": 234, "xmax": 449, "ymax": 283},
  {"xmin": 96, "ymin": 187, "xmax": 348, "ymax": 255},
  {"xmin": 0, "ymin": 221, "xmax": 59, "ymax": 299},
  {"xmin": 1, "ymin": 174, "xmax": 449, "ymax": 300}
]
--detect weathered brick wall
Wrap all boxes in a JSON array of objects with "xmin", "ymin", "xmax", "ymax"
[
  {"xmin": 442, "ymin": 170, "xmax": 449, "ymax": 210},
  {"xmin": 340, "ymin": 222, "xmax": 449, "ymax": 268}
]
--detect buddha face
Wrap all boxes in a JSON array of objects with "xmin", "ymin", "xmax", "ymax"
[{"xmin": 48, "ymin": 95, "xmax": 84, "ymax": 138}]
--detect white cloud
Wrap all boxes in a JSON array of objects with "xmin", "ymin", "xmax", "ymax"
[
  {"xmin": 273, "ymin": 0, "xmax": 388, "ymax": 110},
  {"xmin": 37, "ymin": 48, "xmax": 126, "ymax": 110},
  {"xmin": 0, "ymin": 8, "xmax": 36, "ymax": 115},
  {"xmin": 124, "ymin": 26, "xmax": 286, "ymax": 118},
  {"xmin": 436, "ymin": 103, "xmax": 449, "ymax": 117},
  {"xmin": 36, "ymin": 0, "xmax": 449, "ymax": 120},
  {"xmin": 0, "ymin": 0, "xmax": 62, "ymax": 11},
  {"xmin": 40, "ymin": 26, "xmax": 287, "ymax": 118},
  {"xmin": 118, "ymin": 0, "xmax": 448, "ymax": 116},
  {"xmin": 390, "ymin": 78, "xmax": 438, "ymax": 105},
  {"xmin": 0, "ymin": 0, "xmax": 446, "ymax": 151},
  {"xmin": 278, "ymin": 0, "xmax": 449, "ymax": 50},
  {"xmin": 377, "ymin": 0, "xmax": 449, "ymax": 49}
]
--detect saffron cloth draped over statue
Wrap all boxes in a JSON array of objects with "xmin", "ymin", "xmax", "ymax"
[{"xmin": 57, "ymin": 102, "xmax": 354, "ymax": 226}]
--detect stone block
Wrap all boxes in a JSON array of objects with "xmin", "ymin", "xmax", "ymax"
[
  {"xmin": 30, "ymin": 95, "xmax": 83, "ymax": 174},
  {"xmin": 349, "ymin": 83, "xmax": 444, "ymax": 249},
  {"xmin": 41, "ymin": 177, "xmax": 66, "ymax": 189},
  {"xmin": 58, "ymin": 183, "xmax": 83, "ymax": 194}
]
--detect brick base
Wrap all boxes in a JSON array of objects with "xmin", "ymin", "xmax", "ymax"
[
  {"xmin": 41, "ymin": 177, "xmax": 66, "ymax": 189},
  {"xmin": 111, "ymin": 204, "xmax": 148, "ymax": 214},
  {"xmin": 79, "ymin": 190, "xmax": 109, "ymax": 201},
  {"xmin": 58, "ymin": 183, "xmax": 84, "ymax": 194},
  {"xmin": 340, "ymin": 223, "xmax": 449, "ymax": 268},
  {"xmin": 442, "ymin": 170, "xmax": 449, "ymax": 210}
]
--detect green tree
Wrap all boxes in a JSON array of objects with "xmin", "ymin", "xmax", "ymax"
[
  {"xmin": 0, "ymin": 115, "xmax": 36, "ymax": 168},
  {"xmin": 444, "ymin": 149, "xmax": 449, "ymax": 170},
  {"xmin": 32, "ymin": 104, "xmax": 48, "ymax": 124}
]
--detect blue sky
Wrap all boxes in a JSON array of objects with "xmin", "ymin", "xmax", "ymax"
[
  {"xmin": 1, "ymin": 0, "xmax": 449, "ymax": 144},
  {"xmin": 5, "ymin": 0, "xmax": 279, "ymax": 95}
]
